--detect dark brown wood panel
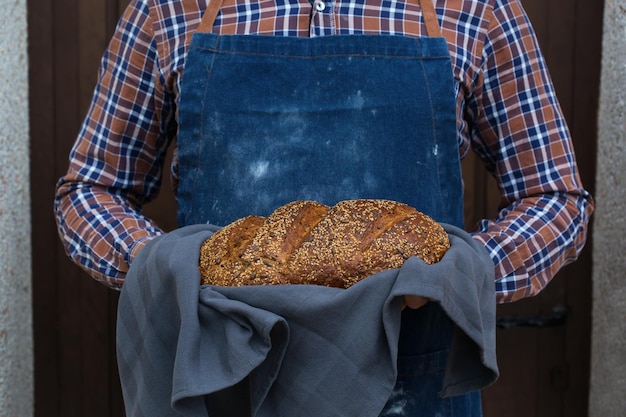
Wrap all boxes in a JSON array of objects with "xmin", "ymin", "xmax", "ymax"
[
  {"xmin": 29, "ymin": 0, "xmax": 602, "ymax": 416},
  {"xmin": 562, "ymin": 0, "xmax": 603, "ymax": 414},
  {"xmin": 29, "ymin": 0, "xmax": 59, "ymax": 414},
  {"xmin": 476, "ymin": 0, "xmax": 602, "ymax": 415},
  {"xmin": 30, "ymin": 0, "xmax": 130, "ymax": 416},
  {"xmin": 53, "ymin": 1, "xmax": 83, "ymax": 414}
]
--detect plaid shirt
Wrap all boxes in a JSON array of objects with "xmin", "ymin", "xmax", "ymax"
[{"xmin": 55, "ymin": 0, "xmax": 593, "ymax": 302}]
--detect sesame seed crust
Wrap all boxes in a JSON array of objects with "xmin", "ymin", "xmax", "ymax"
[{"xmin": 199, "ymin": 199, "xmax": 450, "ymax": 288}]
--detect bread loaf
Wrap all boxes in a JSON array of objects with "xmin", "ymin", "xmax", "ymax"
[{"xmin": 199, "ymin": 199, "xmax": 450, "ymax": 288}]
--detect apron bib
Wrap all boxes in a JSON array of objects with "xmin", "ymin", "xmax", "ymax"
[
  {"xmin": 176, "ymin": 0, "xmax": 480, "ymax": 415},
  {"xmin": 176, "ymin": 4, "xmax": 463, "ymax": 229}
]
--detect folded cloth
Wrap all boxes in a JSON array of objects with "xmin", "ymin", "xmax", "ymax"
[{"xmin": 116, "ymin": 223, "xmax": 498, "ymax": 417}]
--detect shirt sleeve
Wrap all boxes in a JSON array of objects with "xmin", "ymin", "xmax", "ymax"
[
  {"xmin": 54, "ymin": 0, "xmax": 172, "ymax": 289},
  {"xmin": 467, "ymin": 0, "xmax": 594, "ymax": 303}
]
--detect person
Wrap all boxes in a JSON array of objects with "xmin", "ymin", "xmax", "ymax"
[{"xmin": 54, "ymin": 0, "xmax": 593, "ymax": 416}]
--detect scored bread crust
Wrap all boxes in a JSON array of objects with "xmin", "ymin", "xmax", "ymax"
[{"xmin": 199, "ymin": 199, "xmax": 450, "ymax": 288}]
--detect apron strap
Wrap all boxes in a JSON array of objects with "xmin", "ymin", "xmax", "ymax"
[
  {"xmin": 419, "ymin": 0, "xmax": 443, "ymax": 38},
  {"xmin": 196, "ymin": 0, "xmax": 443, "ymax": 38},
  {"xmin": 197, "ymin": 0, "xmax": 227, "ymax": 34}
]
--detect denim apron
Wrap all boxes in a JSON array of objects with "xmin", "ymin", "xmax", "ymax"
[{"xmin": 176, "ymin": 0, "xmax": 482, "ymax": 415}]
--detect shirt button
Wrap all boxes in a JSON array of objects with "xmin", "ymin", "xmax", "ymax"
[{"xmin": 315, "ymin": 1, "xmax": 326, "ymax": 11}]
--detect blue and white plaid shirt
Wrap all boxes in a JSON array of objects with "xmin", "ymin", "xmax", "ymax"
[{"xmin": 54, "ymin": 0, "xmax": 593, "ymax": 302}]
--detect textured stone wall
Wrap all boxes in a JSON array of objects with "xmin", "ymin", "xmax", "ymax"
[
  {"xmin": 0, "ymin": 0, "xmax": 33, "ymax": 415},
  {"xmin": 589, "ymin": 0, "xmax": 626, "ymax": 415}
]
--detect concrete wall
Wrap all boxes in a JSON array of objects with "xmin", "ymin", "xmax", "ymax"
[
  {"xmin": 0, "ymin": 0, "xmax": 33, "ymax": 415},
  {"xmin": 589, "ymin": 0, "xmax": 626, "ymax": 415}
]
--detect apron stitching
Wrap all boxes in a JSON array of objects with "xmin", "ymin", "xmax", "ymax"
[
  {"xmin": 417, "ymin": 54, "xmax": 448, "ymax": 218},
  {"xmin": 183, "ymin": 57, "xmax": 219, "ymax": 223},
  {"xmin": 189, "ymin": 46, "xmax": 450, "ymax": 60}
]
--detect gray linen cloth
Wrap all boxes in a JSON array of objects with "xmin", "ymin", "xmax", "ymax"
[{"xmin": 116, "ymin": 223, "xmax": 498, "ymax": 417}]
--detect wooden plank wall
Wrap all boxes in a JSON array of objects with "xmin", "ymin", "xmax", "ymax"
[
  {"xmin": 475, "ymin": 1, "xmax": 603, "ymax": 415},
  {"xmin": 28, "ymin": 0, "xmax": 602, "ymax": 416},
  {"xmin": 29, "ymin": 1, "xmax": 130, "ymax": 416}
]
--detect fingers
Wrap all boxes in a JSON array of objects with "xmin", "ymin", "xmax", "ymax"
[{"xmin": 402, "ymin": 295, "xmax": 430, "ymax": 310}]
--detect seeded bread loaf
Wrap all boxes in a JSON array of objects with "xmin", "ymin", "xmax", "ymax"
[{"xmin": 199, "ymin": 199, "xmax": 450, "ymax": 288}]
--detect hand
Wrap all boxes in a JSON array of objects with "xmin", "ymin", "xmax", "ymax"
[{"xmin": 402, "ymin": 295, "xmax": 430, "ymax": 310}]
